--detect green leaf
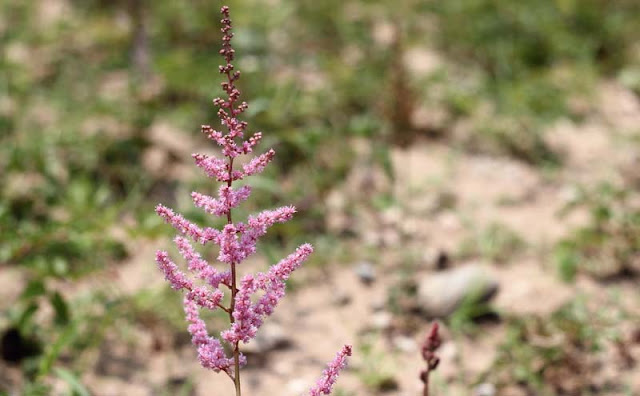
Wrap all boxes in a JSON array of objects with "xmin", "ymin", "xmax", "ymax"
[
  {"xmin": 50, "ymin": 291, "xmax": 71, "ymax": 326},
  {"xmin": 16, "ymin": 302, "xmax": 39, "ymax": 332},
  {"xmin": 38, "ymin": 321, "xmax": 78, "ymax": 377},
  {"xmin": 373, "ymin": 143, "xmax": 395, "ymax": 182},
  {"xmin": 20, "ymin": 280, "xmax": 47, "ymax": 300},
  {"xmin": 53, "ymin": 368, "xmax": 91, "ymax": 396}
]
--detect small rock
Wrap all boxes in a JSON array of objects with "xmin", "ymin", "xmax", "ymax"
[
  {"xmin": 558, "ymin": 184, "xmax": 580, "ymax": 206},
  {"xmin": 417, "ymin": 264, "xmax": 499, "ymax": 318},
  {"xmin": 355, "ymin": 261, "xmax": 376, "ymax": 285},
  {"xmin": 474, "ymin": 383, "xmax": 496, "ymax": 396},
  {"xmin": 241, "ymin": 323, "xmax": 291, "ymax": 355},
  {"xmin": 435, "ymin": 251, "xmax": 450, "ymax": 270},
  {"xmin": 423, "ymin": 247, "xmax": 450, "ymax": 270},
  {"xmin": 369, "ymin": 311, "xmax": 393, "ymax": 331},
  {"xmin": 370, "ymin": 295, "xmax": 387, "ymax": 312},
  {"xmin": 392, "ymin": 335, "xmax": 417, "ymax": 353}
]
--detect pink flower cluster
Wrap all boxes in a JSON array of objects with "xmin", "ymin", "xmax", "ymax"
[
  {"xmin": 309, "ymin": 345, "xmax": 353, "ymax": 396},
  {"xmin": 153, "ymin": 5, "xmax": 351, "ymax": 393}
]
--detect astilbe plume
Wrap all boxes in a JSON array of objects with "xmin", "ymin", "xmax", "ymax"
[{"xmin": 154, "ymin": 6, "xmax": 351, "ymax": 395}]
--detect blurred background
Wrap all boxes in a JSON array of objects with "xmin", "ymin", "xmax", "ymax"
[{"xmin": 1, "ymin": 0, "xmax": 640, "ymax": 395}]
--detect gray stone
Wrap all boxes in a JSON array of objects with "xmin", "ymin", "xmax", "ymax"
[
  {"xmin": 423, "ymin": 247, "xmax": 450, "ymax": 270},
  {"xmin": 370, "ymin": 295, "xmax": 387, "ymax": 312},
  {"xmin": 355, "ymin": 261, "xmax": 376, "ymax": 285},
  {"xmin": 474, "ymin": 383, "xmax": 497, "ymax": 396},
  {"xmin": 369, "ymin": 311, "xmax": 393, "ymax": 331},
  {"xmin": 392, "ymin": 335, "xmax": 417, "ymax": 353},
  {"xmin": 417, "ymin": 264, "xmax": 499, "ymax": 318}
]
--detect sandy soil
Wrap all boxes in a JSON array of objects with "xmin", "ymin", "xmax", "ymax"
[{"xmin": 2, "ymin": 81, "xmax": 639, "ymax": 396}]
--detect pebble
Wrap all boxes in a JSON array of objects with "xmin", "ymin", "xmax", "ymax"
[
  {"xmin": 423, "ymin": 247, "xmax": 450, "ymax": 270},
  {"xmin": 392, "ymin": 335, "xmax": 417, "ymax": 353},
  {"xmin": 417, "ymin": 264, "xmax": 499, "ymax": 318},
  {"xmin": 370, "ymin": 295, "xmax": 387, "ymax": 312},
  {"xmin": 369, "ymin": 311, "xmax": 393, "ymax": 331},
  {"xmin": 474, "ymin": 383, "xmax": 496, "ymax": 396},
  {"xmin": 355, "ymin": 261, "xmax": 376, "ymax": 285}
]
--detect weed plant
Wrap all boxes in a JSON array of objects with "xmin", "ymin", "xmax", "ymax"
[{"xmin": 555, "ymin": 182, "xmax": 640, "ymax": 282}]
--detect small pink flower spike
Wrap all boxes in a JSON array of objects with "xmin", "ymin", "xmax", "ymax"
[
  {"xmin": 221, "ymin": 244, "xmax": 314, "ymax": 344},
  {"xmin": 309, "ymin": 345, "xmax": 353, "ymax": 396},
  {"xmin": 183, "ymin": 295, "xmax": 234, "ymax": 373}
]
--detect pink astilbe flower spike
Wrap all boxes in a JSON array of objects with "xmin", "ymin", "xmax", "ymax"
[
  {"xmin": 156, "ymin": 204, "xmax": 220, "ymax": 244},
  {"xmin": 153, "ymin": 5, "xmax": 351, "ymax": 394},
  {"xmin": 191, "ymin": 185, "xmax": 251, "ymax": 217},
  {"xmin": 221, "ymin": 274, "xmax": 259, "ymax": 344},
  {"xmin": 254, "ymin": 243, "xmax": 313, "ymax": 316},
  {"xmin": 309, "ymin": 345, "xmax": 353, "ymax": 396},
  {"xmin": 222, "ymin": 244, "xmax": 313, "ymax": 344},
  {"xmin": 218, "ymin": 223, "xmax": 243, "ymax": 264},
  {"xmin": 192, "ymin": 153, "xmax": 244, "ymax": 182},
  {"xmin": 183, "ymin": 295, "xmax": 235, "ymax": 373},
  {"xmin": 241, "ymin": 131, "xmax": 263, "ymax": 154},
  {"xmin": 174, "ymin": 236, "xmax": 231, "ymax": 288},
  {"xmin": 242, "ymin": 149, "xmax": 275, "ymax": 176},
  {"xmin": 237, "ymin": 205, "xmax": 297, "ymax": 259},
  {"xmin": 156, "ymin": 251, "xmax": 193, "ymax": 291},
  {"xmin": 186, "ymin": 286, "xmax": 224, "ymax": 311},
  {"xmin": 201, "ymin": 124, "xmax": 226, "ymax": 146}
]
